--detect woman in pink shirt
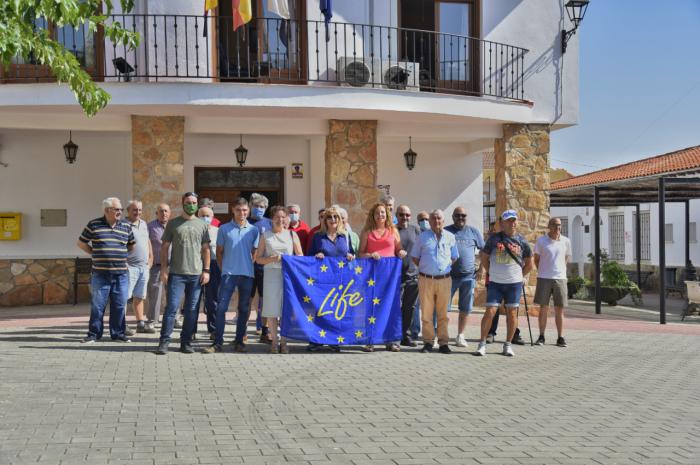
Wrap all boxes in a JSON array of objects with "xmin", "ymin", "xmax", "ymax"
[{"xmin": 359, "ymin": 203, "xmax": 406, "ymax": 352}]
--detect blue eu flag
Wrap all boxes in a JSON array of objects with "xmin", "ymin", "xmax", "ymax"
[{"xmin": 281, "ymin": 256, "xmax": 402, "ymax": 345}]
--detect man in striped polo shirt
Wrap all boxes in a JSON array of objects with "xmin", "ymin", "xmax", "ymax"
[{"xmin": 77, "ymin": 197, "xmax": 135, "ymax": 343}]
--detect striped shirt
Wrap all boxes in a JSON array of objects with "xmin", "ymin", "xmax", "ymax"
[{"xmin": 79, "ymin": 216, "xmax": 135, "ymax": 273}]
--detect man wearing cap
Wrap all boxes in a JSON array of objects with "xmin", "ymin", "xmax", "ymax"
[
  {"xmin": 533, "ymin": 217, "xmax": 572, "ymax": 347},
  {"xmin": 475, "ymin": 209, "xmax": 533, "ymax": 357}
]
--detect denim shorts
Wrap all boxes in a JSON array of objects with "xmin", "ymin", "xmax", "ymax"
[
  {"xmin": 451, "ymin": 276, "xmax": 475, "ymax": 314},
  {"xmin": 485, "ymin": 281, "xmax": 522, "ymax": 308},
  {"xmin": 127, "ymin": 265, "xmax": 149, "ymax": 300}
]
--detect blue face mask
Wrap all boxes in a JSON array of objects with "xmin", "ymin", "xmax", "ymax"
[
  {"xmin": 418, "ymin": 220, "xmax": 429, "ymax": 231},
  {"xmin": 201, "ymin": 216, "xmax": 212, "ymax": 225},
  {"xmin": 252, "ymin": 207, "xmax": 265, "ymax": 219},
  {"xmin": 289, "ymin": 213, "xmax": 300, "ymax": 223}
]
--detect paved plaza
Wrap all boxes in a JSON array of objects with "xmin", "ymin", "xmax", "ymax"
[{"xmin": 1, "ymin": 302, "xmax": 700, "ymax": 465}]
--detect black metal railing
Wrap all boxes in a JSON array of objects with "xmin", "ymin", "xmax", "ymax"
[{"xmin": 1, "ymin": 15, "xmax": 529, "ymax": 102}]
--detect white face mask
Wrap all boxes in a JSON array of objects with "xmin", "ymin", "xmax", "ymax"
[{"xmin": 201, "ymin": 216, "xmax": 212, "ymax": 224}]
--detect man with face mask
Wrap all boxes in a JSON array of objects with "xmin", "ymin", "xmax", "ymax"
[
  {"xmin": 417, "ymin": 211, "xmax": 430, "ymax": 232},
  {"xmin": 147, "ymin": 203, "xmax": 170, "ymax": 327},
  {"xmin": 249, "ymin": 193, "xmax": 272, "ymax": 343},
  {"xmin": 287, "ymin": 204, "xmax": 310, "ymax": 249},
  {"xmin": 155, "ymin": 192, "xmax": 211, "ymax": 355}
]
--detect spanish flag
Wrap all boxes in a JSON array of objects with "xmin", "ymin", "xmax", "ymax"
[
  {"xmin": 204, "ymin": 0, "xmax": 218, "ymax": 11},
  {"xmin": 233, "ymin": 0, "xmax": 252, "ymax": 31}
]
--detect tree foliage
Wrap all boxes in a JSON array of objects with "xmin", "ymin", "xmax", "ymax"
[{"xmin": 0, "ymin": 0, "xmax": 140, "ymax": 116}]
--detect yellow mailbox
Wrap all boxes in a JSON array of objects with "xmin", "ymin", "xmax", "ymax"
[{"xmin": 0, "ymin": 213, "xmax": 22, "ymax": 241}]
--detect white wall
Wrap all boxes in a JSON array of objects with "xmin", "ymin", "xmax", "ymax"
[
  {"xmin": 0, "ymin": 130, "xmax": 131, "ymax": 258},
  {"xmin": 377, "ymin": 139, "xmax": 483, "ymax": 233},
  {"xmin": 183, "ymin": 133, "xmax": 313, "ymax": 222}
]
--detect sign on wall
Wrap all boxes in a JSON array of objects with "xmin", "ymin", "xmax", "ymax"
[{"xmin": 291, "ymin": 163, "xmax": 303, "ymax": 179}]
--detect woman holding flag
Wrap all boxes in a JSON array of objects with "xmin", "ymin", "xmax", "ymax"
[{"xmin": 359, "ymin": 203, "xmax": 406, "ymax": 352}]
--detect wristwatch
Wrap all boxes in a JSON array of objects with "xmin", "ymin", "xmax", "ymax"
[{"xmin": 202, "ymin": 269, "xmax": 210, "ymax": 272}]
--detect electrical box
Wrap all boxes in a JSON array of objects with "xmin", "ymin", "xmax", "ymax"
[{"xmin": 0, "ymin": 213, "xmax": 21, "ymax": 240}]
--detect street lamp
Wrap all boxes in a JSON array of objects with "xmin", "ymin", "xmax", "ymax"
[
  {"xmin": 235, "ymin": 135, "xmax": 248, "ymax": 167},
  {"xmin": 63, "ymin": 131, "xmax": 78, "ymax": 164},
  {"xmin": 403, "ymin": 137, "xmax": 417, "ymax": 170},
  {"xmin": 561, "ymin": 0, "xmax": 589, "ymax": 54}
]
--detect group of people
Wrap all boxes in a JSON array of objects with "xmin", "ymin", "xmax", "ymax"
[{"xmin": 78, "ymin": 190, "xmax": 572, "ymax": 357}]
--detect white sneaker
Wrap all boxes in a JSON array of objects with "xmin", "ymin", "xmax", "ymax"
[
  {"xmin": 474, "ymin": 341, "xmax": 486, "ymax": 356},
  {"xmin": 455, "ymin": 334, "xmax": 468, "ymax": 348},
  {"xmin": 503, "ymin": 342, "xmax": 514, "ymax": 357}
]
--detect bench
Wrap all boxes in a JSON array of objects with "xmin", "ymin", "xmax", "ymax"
[{"xmin": 682, "ymin": 281, "xmax": 700, "ymax": 321}]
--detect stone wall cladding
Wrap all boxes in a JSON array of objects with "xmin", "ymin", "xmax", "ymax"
[
  {"xmin": 0, "ymin": 258, "xmax": 80, "ymax": 306},
  {"xmin": 325, "ymin": 120, "xmax": 378, "ymax": 229},
  {"xmin": 132, "ymin": 115, "xmax": 185, "ymax": 221}
]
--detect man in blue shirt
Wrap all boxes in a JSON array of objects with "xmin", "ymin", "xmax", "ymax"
[
  {"xmin": 203, "ymin": 197, "xmax": 260, "ymax": 353},
  {"xmin": 445, "ymin": 207, "xmax": 484, "ymax": 348},
  {"xmin": 410, "ymin": 209, "xmax": 459, "ymax": 354}
]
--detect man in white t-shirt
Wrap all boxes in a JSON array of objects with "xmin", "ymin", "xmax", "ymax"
[{"xmin": 533, "ymin": 217, "xmax": 572, "ymax": 347}]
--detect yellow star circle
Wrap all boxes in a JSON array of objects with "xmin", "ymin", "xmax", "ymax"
[
  {"xmin": 372, "ymin": 297, "xmax": 380, "ymax": 305},
  {"xmin": 319, "ymin": 329, "xmax": 326, "ymax": 337},
  {"xmin": 303, "ymin": 295, "xmax": 311, "ymax": 303},
  {"xmin": 355, "ymin": 330, "xmax": 363, "ymax": 338},
  {"xmin": 337, "ymin": 261, "xmax": 345, "ymax": 268},
  {"xmin": 367, "ymin": 279, "xmax": 375, "ymax": 286},
  {"xmin": 306, "ymin": 314, "xmax": 314, "ymax": 322},
  {"xmin": 354, "ymin": 266, "xmax": 363, "ymax": 274},
  {"xmin": 368, "ymin": 316, "xmax": 376, "ymax": 324},
  {"xmin": 337, "ymin": 336, "xmax": 345, "ymax": 343},
  {"xmin": 307, "ymin": 277, "xmax": 315, "ymax": 285},
  {"xmin": 320, "ymin": 264, "xmax": 328, "ymax": 272}
]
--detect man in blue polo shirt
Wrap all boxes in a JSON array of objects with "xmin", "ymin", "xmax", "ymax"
[
  {"xmin": 77, "ymin": 197, "xmax": 135, "ymax": 343},
  {"xmin": 445, "ymin": 207, "xmax": 484, "ymax": 348},
  {"xmin": 410, "ymin": 209, "xmax": 459, "ymax": 354},
  {"xmin": 203, "ymin": 197, "xmax": 260, "ymax": 354}
]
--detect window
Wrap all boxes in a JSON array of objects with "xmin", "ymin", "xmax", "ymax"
[
  {"xmin": 632, "ymin": 211, "xmax": 651, "ymax": 261},
  {"xmin": 690, "ymin": 222, "xmax": 697, "ymax": 243},
  {"xmin": 560, "ymin": 218, "xmax": 569, "ymax": 237},
  {"xmin": 665, "ymin": 223, "xmax": 673, "ymax": 243},
  {"xmin": 483, "ymin": 205, "xmax": 495, "ymax": 232},
  {"xmin": 608, "ymin": 213, "xmax": 625, "ymax": 261}
]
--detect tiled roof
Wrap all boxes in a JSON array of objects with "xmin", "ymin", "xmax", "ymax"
[
  {"xmin": 551, "ymin": 145, "xmax": 700, "ymax": 190},
  {"xmin": 483, "ymin": 151, "xmax": 495, "ymax": 169}
]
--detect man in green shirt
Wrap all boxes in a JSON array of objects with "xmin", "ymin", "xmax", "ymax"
[{"xmin": 156, "ymin": 192, "xmax": 211, "ymax": 355}]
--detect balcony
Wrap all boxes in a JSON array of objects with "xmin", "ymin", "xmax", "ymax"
[{"xmin": 0, "ymin": 15, "xmax": 529, "ymax": 103}]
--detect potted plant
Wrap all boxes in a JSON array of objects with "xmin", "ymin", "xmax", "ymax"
[
  {"xmin": 586, "ymin": 250, "xmax": 642, "ymax": 306},
  {"xmin": 567, "ymin": 275, "xmax": 585, "ymax": 298}
]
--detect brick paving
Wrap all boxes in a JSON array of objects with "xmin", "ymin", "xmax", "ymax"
[{"xmin": 1, "ymin": 305, "xmax": 700, "ymax": 465}]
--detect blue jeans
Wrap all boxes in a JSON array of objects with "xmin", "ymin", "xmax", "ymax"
[
  {"xmin": 486, "ymin": 282, "xmax": 523, "ymax": 338},
  {"xmin": 215, "ymin": 274, "xmax": 254, "ymax": 345},
  {"xmin": 87, "ymin": 271, "xmax": 128, "ymax": 340},
  {"xmin": 159, "ymin": 274, "xmax": 202, "ymax": 345},
  {"xmin": 451, "ymin": 276, "xmax": 475, "ymax": 314}
]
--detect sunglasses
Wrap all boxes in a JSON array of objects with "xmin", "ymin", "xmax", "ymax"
[
  {"xmin": 183, "ymin": 191, "xmax": 198, "ymax": 198},
  {"xmin": 325, "ymin": 215, "xmax": 340, "ymax": 220},
  {"xmin": 453, "ymin": 214, "xmax": 467, "ymax": 219},
  {"xmin": 110, "ymin": 207, "xmax": 124, "ymax": 212},
  {"xmin": 398, "ymin": 213, "xmax": 411, "ymax": 217}
]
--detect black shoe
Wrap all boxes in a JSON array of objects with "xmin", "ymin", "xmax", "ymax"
[
  {"xmin": 306, "ymin": 343, "xmax": 321, "ymax": 352},
  {"xmin": 420, "ymin": 343, "xmax": 433, "ymax": 353},
  {"xmin": 180, "ymin": 344, "xmax": 195, "ymax": 354},
  {"xmin": 234, "ymin": 342, "xmax": 248, "ymax": 353},
  {"xmin": 535, "ymin": 335, "xmax": 545, "ymax": 346},
  {"xmin": 155, "ymin": 342, "xmax": 169, "ymax": 355},
  {"xmin": 511, "ymin": 334, "xmax": 526, "ymax": 345},
  {"xmin": 112, "ymin": 336, "xmax": 131, "ymax": 343},
  {"xmin": 438, "ymin": 344, "xmax": 451, "ymax": 354},
  {"xmin": 330, "ymin": 345, "xmax": 341, "ymax": 353},
  {"xmin": 400, "ymin": 336, "xmax": 418, "ymax": 347},
  {"xmin": 556, "ymin": 337, "xmax": 567, "ymax": 347},
  {"xmin": 202, "ymin": 344, "xmax": 222, "ymax": 354}
]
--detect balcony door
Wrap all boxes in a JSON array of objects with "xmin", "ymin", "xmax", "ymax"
[
  {"xmin": 399, "ymin": 0, "xmax": 479, "ymax": 94},
  {"xmin": 217, "ymin": 0, "xmax": 306, "ymax": 82}
]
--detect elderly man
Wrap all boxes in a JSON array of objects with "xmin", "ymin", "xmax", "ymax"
[
  {"xmin": 411, "ymin": 209, "xmax": 459, "ymax": 354},
  {"xmin": 287, "ymin": 204, "xmax": 311, "ymax": 250},
  {"xmin": 381, "ymin": 193, "xmax": 398, "ymax": 225},
  {"xmin": 197, "ymin": 206, "xmax": 221, "ymax": 339},
  {"xmin": 204, "ymin": 197, "xmax": 260, "ymax": 353},
  {"xmin": 396, "ymin": 205, "xmax": 420, "ymax": 347},
  {"xmin": 475, "ymin": 210, "xmax": 533, "ymax": 357},
  {"xmin": 249, "ymin": 193, "xmax": 272, "ymax": 342},
  {"xmin": 445, "ymin": 207, "xmax": 484, "ymax": 348},
  {"xmin": 146, "ymin": 203, "xmax": 170, "ymax": 326},
  {"xmin": 198, "ymin": 197, "xmax": 221, "ymax": 227},
  {"xmin": 534, "ymin": 217, "xmax": 572, "ymax": 347},
  {"xmin": 77, "ymin": 197, "xmax": 135, "ymax": 343},
  {"xmin": 125, "ymin": 200, "xmax": 154, "ymax": 334},
  {"xmin": 156, "ymin": 192, "xmax": 211, "ymax": 355}
]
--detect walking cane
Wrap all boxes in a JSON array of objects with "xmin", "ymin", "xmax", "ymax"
[{"xmin": 521, "ymin": 283, "xmax": 534, "ymax": 346}]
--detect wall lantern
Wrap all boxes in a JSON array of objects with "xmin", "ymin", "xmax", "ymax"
[
  {"xmin": 561, "ymin": 0, "xmax": 589, "ymax": 54},
  {"xmin": 63, "ymin": 130, "xmax": 79, "ymax": 164},
  {"xmin": 403, "ymin": 137, "xmax": 417, "ymax": 171},
  {"xmin": 235, "ymin": 135, "xmax": 248, "ymax": 167}
]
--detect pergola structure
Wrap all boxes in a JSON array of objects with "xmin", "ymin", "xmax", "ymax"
[{"xmin": 550, "ymin": 146, "xmax": 700, "ymax": 324}]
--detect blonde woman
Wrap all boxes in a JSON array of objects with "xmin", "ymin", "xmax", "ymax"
[{"xmin": 358, "ymin": 203, "xmax": 406, "ymax": 352}]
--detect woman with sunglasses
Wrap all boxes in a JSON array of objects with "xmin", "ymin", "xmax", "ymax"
[
  {"xmin": 358, "ymin": 203, "xmax": 406, "ymax": 352},
  {"xmin": 306, "ymin": 206, "xmax": 355, "ymax": 351}
]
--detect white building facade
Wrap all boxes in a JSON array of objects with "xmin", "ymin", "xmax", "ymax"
[{"xmin": 0, "ymin": 0, "xmax": 581, "ymax": 305}]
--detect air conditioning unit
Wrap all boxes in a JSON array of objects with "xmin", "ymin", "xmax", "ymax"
[
  {"xmin": 380, "ymin": 61, "xmax": 420, "ymax": 92},
  {"xmin": 336, "ymin": 56, "xmax": 382, "ymax": 88}
]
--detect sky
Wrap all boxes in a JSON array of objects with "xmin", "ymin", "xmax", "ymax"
[{"xmin": 550, "ymin": 0, "xmax": 700, "ymax": 175}]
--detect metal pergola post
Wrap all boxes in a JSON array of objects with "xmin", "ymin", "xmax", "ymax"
[
  {"xmin": 594, "ymin": 186, "xmax": 601, "ymax": 314},
  {"xmin": 658, "ymin": 177, "xmax": 666, "ymax": 324},
  {"xmin": 685, "ymin": 199, "xmax": 691, "ymax": 267},
  {"xmin": 635, "ymin": 203, "xmax": 642, "ymax": 288}
]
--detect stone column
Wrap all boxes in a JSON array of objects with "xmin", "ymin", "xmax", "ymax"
[
  {"xmin": 494, "ymin": 124, "xmax": 551, "ymax": 299},
  {"xmin": 325, "ymin": 120, "xmax": 378, "ymax": 228},
  {"xmin": 131, "ymin": 116, "xmax": 185, "ymax": 221}
]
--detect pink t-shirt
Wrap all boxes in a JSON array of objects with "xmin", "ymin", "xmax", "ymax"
[{"xmin": 366, "ymin": 229, "xmax": 395, "ymax": 257}]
